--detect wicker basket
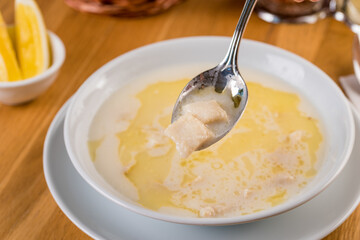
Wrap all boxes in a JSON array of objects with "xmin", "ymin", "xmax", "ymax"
[{"xmin": 64, "ymin": 0, "xmax": 184, "ymax": 17}]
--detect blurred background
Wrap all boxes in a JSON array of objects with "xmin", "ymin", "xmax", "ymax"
[{"xmin": 0, "ymin": 0, "xmax": 359, "ymax": 239}]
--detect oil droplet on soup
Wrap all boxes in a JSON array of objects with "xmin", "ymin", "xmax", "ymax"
[{"xmin": 88, "ymin": 77, "xmax": 323, "ymax": 218}]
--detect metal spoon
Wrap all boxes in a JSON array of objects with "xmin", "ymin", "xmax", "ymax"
[{"xmin": 171, "ymin": 0, "xmax": 257, "ymax": 149}]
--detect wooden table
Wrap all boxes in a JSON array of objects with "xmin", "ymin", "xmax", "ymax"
[{"xmin": 0, "ymin": 0, "xmax": 358, "ymax": 239}]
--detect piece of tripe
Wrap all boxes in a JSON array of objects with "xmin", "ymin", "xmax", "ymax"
[
  {"xmin": 164, "ymin": 114, "xmax": 214, "ymax": 158},
  {"xmin": 183, "ymin": 100, "xmax": 228, "ymax": 124}
]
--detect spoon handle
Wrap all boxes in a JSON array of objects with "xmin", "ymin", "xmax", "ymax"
[{"xmin": 221, "ymin": 0, "xmax": 258, "ymax": 68}]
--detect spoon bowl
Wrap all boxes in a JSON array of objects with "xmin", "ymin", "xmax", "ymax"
[{"xmin": 171, "ymin": 64, "xmax": 248, "ymax": 149}]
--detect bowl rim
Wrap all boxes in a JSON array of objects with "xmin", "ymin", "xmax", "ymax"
[
  {"xmin": 64, "ymin": 36, "xmax": 355, "ymax": 225},
  {"xmin": 0, "ymin": 31, "xmax": 66, "ymax": 88}
]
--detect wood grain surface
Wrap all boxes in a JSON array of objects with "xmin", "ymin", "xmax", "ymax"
[{"xmin": 0, "ymin": 0, "xmax": 358, "ymax": 239}]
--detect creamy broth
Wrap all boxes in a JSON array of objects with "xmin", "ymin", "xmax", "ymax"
[{"xmin": 88, "ymin": 71, "xmax": 323, "ymax": 218}]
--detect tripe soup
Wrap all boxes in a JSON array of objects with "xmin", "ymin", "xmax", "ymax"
[{"xmin": 88, "ymin": 69, "xmax": 323, "ymax": 218}]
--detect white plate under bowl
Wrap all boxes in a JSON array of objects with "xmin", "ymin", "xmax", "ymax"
[
  {"xmin": 44, "ymin": 102, "xmax": 360, "ymax": 240},
  {"xmin": 63, "ymin": 37, "xmax": 355, "ymax": 225}
]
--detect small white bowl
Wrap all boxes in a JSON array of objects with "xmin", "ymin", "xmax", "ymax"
[
  {"xmin": 64, "ymin": 37, "xmax": 355, "ymax": 225},
  {"xmin": 0, "ymin": 31, "xmax": 65, "ymax": 105}
]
